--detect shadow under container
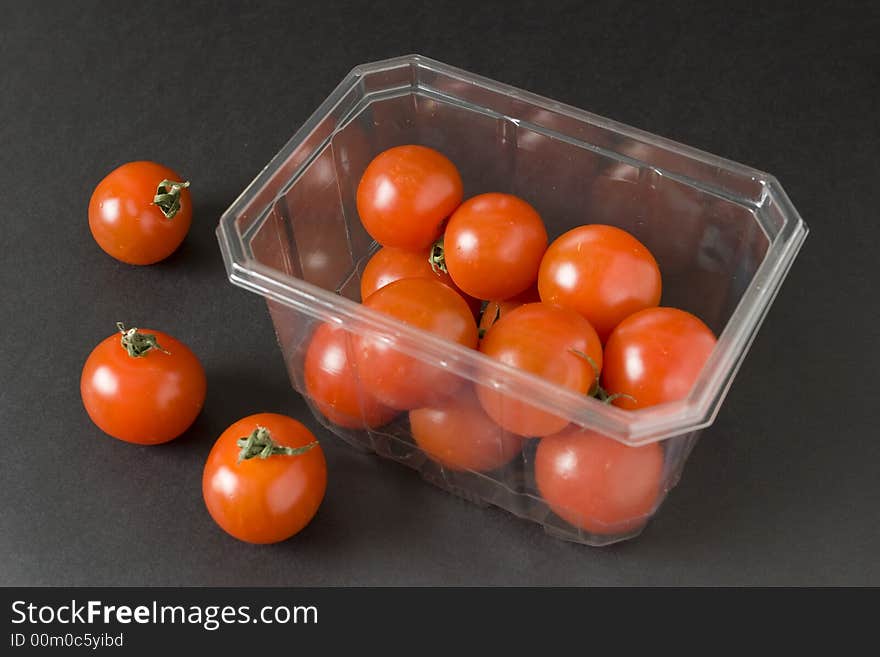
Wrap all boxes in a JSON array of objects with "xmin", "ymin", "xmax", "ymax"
[{"xmin": 217, "ymin": 55, "xmax": 807, "ymax": 546}]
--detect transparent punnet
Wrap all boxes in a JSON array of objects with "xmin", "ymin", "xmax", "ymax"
[{"xmin": 217, "ymin": 55, "xmax": 807, "ymax": 545}]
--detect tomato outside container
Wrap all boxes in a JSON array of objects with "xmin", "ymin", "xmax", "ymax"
[{"xmin": 217, "ymin": 55, "xmax": 808, "ymax": 546}]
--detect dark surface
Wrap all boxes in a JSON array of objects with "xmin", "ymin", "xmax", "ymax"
[{"xmin": 2, "ymin": 0, "xmax": 878, "ymax": 586}]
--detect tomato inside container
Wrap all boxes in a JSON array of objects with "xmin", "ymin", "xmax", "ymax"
[{"xmin": 217, "ymin": 55, "xmax": 807, "ymax": 546}]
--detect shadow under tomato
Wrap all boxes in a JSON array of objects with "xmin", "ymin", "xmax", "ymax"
[{"xmin": 150, "ymin": 201, "xmax": 233, "ymax": 274}]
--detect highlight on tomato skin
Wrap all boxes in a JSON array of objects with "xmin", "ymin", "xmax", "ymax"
[
  {"xmin": 304, "ymin": 322, "xmax": 399, "ymax": 430},
  {"xmin": 476, "ymin": 302, "xmax": 602, "ymax": 437},
  {"xmin": 601, "ymin": 307, "xmax": 717, "ymax": 410},
  {"xmin": 535, "ymin": 427, "xmax": 665, "ymax": 535},
  {"xmin": 538, "ymin": 224, "xmax": 662, "ymax": 343},
  {"xmin": 442, "ymin": 192, "xmax": 549, "ymax": 301},
  {"xmin": 409, "ymin": 387, "xmax": 523, "ymax": 473},
  {"xmin": 356, "ymin": 145, "xmax": 463, "ymax": 251},
  {"xmin": 202, "ymin": 413, "xmax": 327, "ymax": 545},
  {"xmin": 79, "ymin": 324, "xmax": 206, "ymax": 445},
  {"xmin": 88, "ymin": 160, "xmax": 193, "ymax": 265}
]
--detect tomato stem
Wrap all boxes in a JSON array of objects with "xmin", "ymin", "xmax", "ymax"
[
  {"xmin": 236, "ymin": 426, "xmax": 318, "ymax": 463},
  {"xmin": 429, "ymin": 237, "xmax": 447, "ymax": 274},
  {"xmin": 117, "ymin": 322, "xmax": 170, "ymax": 358},
  {"xmin": 597, "ymin": 390, "xmax": 638, "ymax": 405},
  {"xmin": 570, "ymin": 348, "xmax": 601, "ymax": 395},
  {"xmin": 568, "ymin": 348, "xmax": 636, "ymax": 404},
  {"xmin": 152, "ymin": 179, "xmax": 190, "ymax": 219},
  {"xmin": 477, "ymin": 304, "xmax": 501, "ymax": 339},
  {"xmin": 488, "ymin": 304, "xmax": 501, "ymax": 327}
]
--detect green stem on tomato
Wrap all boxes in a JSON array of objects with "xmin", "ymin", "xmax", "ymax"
[
  {"xmin": 152, "ymin": 179, "xmax": 190, "ymax": 219},
  {"xmin": 489, "ymin": 304, "xmax": 501, "ymax": 326},
  {"xmin": 477, "ymin": 304, "xmax": 501, "ymax": 339},
  {"xmin": 429, "ymin": 237, "xmax": 447, "ymax": 274},
  {"xmin": 569, "ymin": 348, "xmax": 601, "ymax": 395},
  {"xmin": 569, "ymin": 348, "xmax": 637, "ymax": 405},
  {"xmin": 236, "ymin": 426, "xmax": 318, "ymax": 463},
  {"xmin": 117, "ymin": 322, "xmax": 170, "ymax": 358},
  {"xmin": 596, "ymin": 390, "xmax": 638, "ymax": 405}
]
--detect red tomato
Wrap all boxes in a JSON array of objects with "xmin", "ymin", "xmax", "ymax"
[
  {"xmin": 535, "ymin": 428, "xmax": 664, "ymax": 535},
  {"xmin": 538, "ymin": 224, "xmax": 662, "ymax": 342},
  {"xmin": 304, "ymin": 322, "xmax": 398, "ymax": 429},
  {"xmin": 409, "ymin": 388, "xmax": 523, "ymax": 472},
  {"xmin": 602, "ymin": 307, "xmax": 717, "ymax": 410},
  {"xmin": 356, "ymin": 145, "xmax": 463, "ymax": 250},
  {"xmin": 88, "ymin": 161, "xmax": 192, "ymax": 265},
  {"xmin": 360, "ymin": 246, "xmax": 481, "ymax": 317},
  {"xmin": 80, "ymin": 324, "xmax": 206, "ymax": 444},
  {"xmin": 478, "ymin": 285, "xmax": 540, "ymax": 338},
  {"xmin": 202, "ymin": 413, "xmax": 327, "ymax": 544},
  {"xmin": 443, "ymin": 193, "xmax": 548, "ymax": 300},
  {"xmin": 477, "ymin": 303, "xmax": 602, "ymax": 437},
  {"xmin": 355, "ymin": 278, "xmax": 479, "ymax": 410}
]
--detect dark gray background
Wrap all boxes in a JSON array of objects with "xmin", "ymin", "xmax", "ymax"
[{"xmin": 2, "ymin": 0, "xmax": 878, "ymax": 586}]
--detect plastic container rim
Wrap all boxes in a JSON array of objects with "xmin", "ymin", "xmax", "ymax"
[{"xmin": 216, "ymin": 54, "xmax": 808, "ymax": 445}]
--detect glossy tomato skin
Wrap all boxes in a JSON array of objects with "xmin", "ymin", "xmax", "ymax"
[
  {"xmin": 538, "ymin": 224, "xmax": 662, "ymax": 342},
  {"xmin": 355, "ymin": 278, "xmax": 479, "ymax": 410},
  {"xmin": 88, "ymin": 161, "xmax": 192, "ymax": 265},
  {"xmin": 602, "ymin": 307, "xmax": 717, "ymax": 410},
  {"xmin": 360, "ymin": 246, "xmax": 481, "ymax": 317},
  {"xmin": 202, "ymin": 413, "xmax": 327, "ymax": 544},
  {"xmin": 409, "ymin": 388, "xmax": 523, "ymax": 472},
  {"xmin": 304, "ymin": 322, "xmax": 398, "ymax": 429},
  {"xmin": 356, "ymin": 145, "xmax": 463, "ymax": 250},
  {"xmin": 477, "ymin": 303, "xmax": 602, "ymax": 437},
  {"xmin": 444, "ymin": 193, "xmax": 548, "ymax": 300},
  {"xmin": 535, "ymin": 428, "xmax": 664, "ymax": 535},
  {"xmin": 80, "ymin": 329, "xmax": 206, "ymax": 444}
]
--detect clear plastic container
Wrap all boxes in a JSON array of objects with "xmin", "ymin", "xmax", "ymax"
[{"xmin": 217, "ymin": 55, "xmax": 807, "ymax": 545}]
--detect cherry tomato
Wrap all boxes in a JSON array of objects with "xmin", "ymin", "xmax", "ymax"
[
  {"xmin": 355, "ymin": 278, "xmax": 479, "ymax": 410},
  {"xmin": 478, "ymin": 285, "xmax": 540, "ymax": 338},
  {"xmin": 88, "ymin": 161, "xmax": 192, "ymax": 265},
  {"xmin": 409, "ymin": 388, "xmax": 523, "ymax": 472},
  {"xmin": 602, "ymin": 307, "xmax": 717, "ymax": 410},
  {"xmin": 202, "ymin": 413, "xmax": 327, "ymax": 544},
  {"xmin": 80, "ymin": 324, "xmax": 206, "ymax": 444},
  {"xmin": 535, "ymin": 427, "xmax": 664, "ymax": 535},
  {"xmin": 356, "ymin": 145, "xmax": 463, "ymax": 250},
  {"xmin": 443, "ymin": 193, "xmax": 548, "ymax": 300},
  {"xmin": 477, "ymin": 303, "xmax": 602, "ymax": 437},
  {"xmin": 360, "ymin": 246, "xmax": 481, "ymax": 317},
  {"xmin": 538, "ymin": 224, "xmax": 662, "ymax": 342},
  {"xmin": 304, "ymin": 322, "xmax": 398, "ymax": 429}
]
